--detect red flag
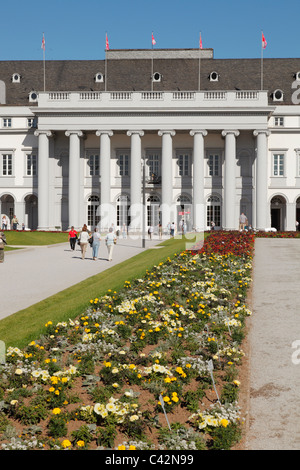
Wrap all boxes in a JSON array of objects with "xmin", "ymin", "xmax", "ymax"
[
  {"xmin": 41, "ymin": 33, "xmax": 45, "ymax": 51},
  {"xmin": 105, "ymin": 33, "xmax": 109, "ymax": 51},
  {"xmin": 262, "ymin": 32, "xmax": 267, "ymax": 49},
  {"xmin": 199, "ymin": 32, "xmax": 203, "ymax": 49},
  {"xmin": 152, "ymin": 32, "xmax": 156, "ymax": 46}
]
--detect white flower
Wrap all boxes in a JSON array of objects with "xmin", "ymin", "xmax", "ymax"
[{"xmin": 129, "ymin": 414, "xmax": 139, "ymax": 422}]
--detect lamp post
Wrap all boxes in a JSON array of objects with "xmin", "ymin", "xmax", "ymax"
[{"xmin": 142, "ymin": 155, "xmax": 146, "ymax": 248}]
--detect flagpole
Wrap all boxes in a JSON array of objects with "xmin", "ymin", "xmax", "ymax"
[
  {"xmin": 105, "ymin": 32, "xmax": 108, "ymax": 92},
  {"xmin": 198, "ymin": 32, "xmax": 201, "ymax": 91},
  {"xmin": 261, "ymin": 30, "xmax": 263, "ymax": 91},
  {"xmin": 42, "ymin": 33, "xmax": 45, "ymax": 92},
  {"xmin": 151, "ymin": 32, "xmax": 154, "ymax": 92}
]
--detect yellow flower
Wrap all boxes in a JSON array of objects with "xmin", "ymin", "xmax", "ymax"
[
  {"xmin": 61, "ymin": 439, "xmax": 72, "ymax": 448},
  {"xmin": 220, "ymin": 418, "xmax": 229, "ymax": 428},
  {"xmin": 52, "ymin": 408, "xmax": 61, "ymax": 415},
  {"xmin": 118, "ymin": 445, "xmax": 126, "ymax": 450},
  {"xmin": 76, "ymin": 440, "xmax": 85, "ymax": 447}
]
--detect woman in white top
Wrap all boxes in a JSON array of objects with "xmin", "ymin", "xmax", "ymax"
[
  {"xmin": 105, "ymin": 227, "xmax": 117, "ymax": 261},
  {"xmin": 79, "ymin": 224, "xmax": 90, "ymax": 259}
]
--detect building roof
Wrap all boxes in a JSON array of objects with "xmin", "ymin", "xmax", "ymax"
[{"xmin": 0, "ymin": 51, "xmax": 299, "ymax": 106}]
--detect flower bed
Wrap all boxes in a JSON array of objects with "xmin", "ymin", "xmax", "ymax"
[{"xmin": 0, "ymin": 232, "xmax": 254, "ymax": 450}]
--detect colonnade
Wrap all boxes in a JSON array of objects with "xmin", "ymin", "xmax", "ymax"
[{"xmin": 34, "ymin": 128, "xmax": 270, "ymax": 232}]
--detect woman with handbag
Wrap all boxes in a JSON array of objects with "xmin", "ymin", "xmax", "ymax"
[
  {"xmin": 105, "ymin": 227, "xmax": 117, "ymax": 261},
  {"xmin": 78, "ymin": 224, "xmax": 90, "ymax": 260}
]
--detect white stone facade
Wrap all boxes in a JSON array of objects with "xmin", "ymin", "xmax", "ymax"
[{"xmin": 1, "ymin": 52, "xmax": 300, "ymax": 233}]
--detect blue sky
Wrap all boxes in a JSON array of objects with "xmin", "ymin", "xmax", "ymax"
[{"xmin": 1, "ymin": 0, "xmax": 300, "ymax": 60}]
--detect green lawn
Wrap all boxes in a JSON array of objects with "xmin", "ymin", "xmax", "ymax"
[
  {"xmin": 0, "ymin": 233, "xmax": 204, "ymax": 349},
  {"xmin": 3, "ymin": 231, "xmax": 68, "ymax": 246}
]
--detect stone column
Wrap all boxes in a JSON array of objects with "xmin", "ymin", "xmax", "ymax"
[
  {"xmin": 190, "ymin": 129, "xmax": 207, "ymax": 231},
  {"xmin": 159, "ymin": 130, "xmax": 176, "ymax": 229},
  {"xmin": 65, "ymin": 131, "xmax": 83, "ymax": 230},
  {"xmin": 96, "ymin": 130, "xmax": 113, "ymax": 231},
  {"xmin": 254, "ymin": 130, "xmax": 270, "ymax": 230},
  {"xmin": 34, "ymin": 130, "xmax": 52, "ymax": 230},
  {"xmin": 222, "ymin": 130, "xmax": 240, "ymax": 230},
  {"xmin": 127, "ymin": 130, "xmax": 144, "ymax": 232}
]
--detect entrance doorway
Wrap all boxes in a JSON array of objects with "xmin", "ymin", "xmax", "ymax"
[{"xmin": 270, "ymin": 196, "xmax": 286, "ymax": 231}]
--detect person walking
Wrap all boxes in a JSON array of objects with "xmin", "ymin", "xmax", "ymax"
[
  {"xmin": 239, "ymin": 212, "xmax": 247, "ymax": 231},
  {"xmin": 148, "ymin": 225, "xmax": 153, "ymax": 239},
  {"xmin": 68, "ymin": 226, "xmax": 78, "ymax": 251},
  {"xmin": 11, "ymin": 215, "xmax": 18, "ymax": 230},
  {"xmin": 105, "ymin": 227, "xmax": 117, "ymax": 261},
  {"xmin": 91, "ymin": 227, "xmax": 101, "ymax": 260},
  {"xmin": 78, "ymin": 224, "xmax": 90, "ymax": 260},
  {"xmin": 158, "ymin": 223, "xmax": 162, "ymax": 239},
  {"xmin": 170, "ymin": 222, "xmax": 175, "ymax": 237},
  {"xmin": 0, "ymin": 232, "xmax": 7, "ymax": 263}
]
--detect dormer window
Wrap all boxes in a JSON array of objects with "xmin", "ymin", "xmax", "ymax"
[
  {"xmin": 29, "ymin": 91, "xmax": 38, "ymax": 103},
  {"xmin": 152, "ymin": 72, "xmax": 162, "ymax": 82},
  {"xmin": 94, "ymin": 73, "xmax": 104, "ymax": 83},
  {"xmin": 209, "ymin": 71, "xmax": 219, "ymax": 82},
  {"xmin": 272, "ymin": 89, "xmax": 283, "ymax": 101},
  {"xmin": 12, "ymin": 73, "xmax": 21, "ymax": 83}
]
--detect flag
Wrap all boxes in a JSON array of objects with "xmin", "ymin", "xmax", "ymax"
[
  {"xmin": 199, "ymin": 32, "xmax": 203, "ymax": 49},
  {"xmin": 105, "ymin": 33, "xmax": 109, "ymax": 51},
  {"xmin": 152, "ymin": 32, "xmax": 156, "ymax": 46},
  {"xmin": 262, "ymin": 32, "xmax": 267, "ymax": 49},
  {"xmin": 41, "ymin": 33, "xmax": 45, "ymax": 51}
]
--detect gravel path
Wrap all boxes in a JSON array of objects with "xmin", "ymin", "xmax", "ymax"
[
  {"xmin": 245, "ymin": 238, "xmax": 300, "ymax": 450},
  {"xmin": 0, "ymin": 236, "xmax": 163, "ymax": 320}
]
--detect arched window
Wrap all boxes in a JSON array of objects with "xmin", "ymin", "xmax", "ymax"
[
  {"xmin": 207, "ymin": 195, "xmax": 221, "ymax": 228},
  {"xmin": 147, "ymin": 195, "xmax": 160, "ymax": 227},
  {"xmin": 117, "ymin": 195, "xmax": 130, "ymax": 228},
  {"xmin": 176, "ymin": 195, "xmax": 192, "ymax": 231},
  {"xmin": 87, "ymin": 195, "xmax": 100, "ymax": 228}
]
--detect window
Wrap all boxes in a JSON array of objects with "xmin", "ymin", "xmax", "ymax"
[
  {"xmin": 3, "ymin": 118, "xmax": 12, "ymax": 128},
  {"xmin": 27, "ymin": 118, "xmax": 37, "ymax": 128},
  {"xmin": 2, "ymin": 154, "xmax": 13, "ymax": 176},
  {"xmin": 296, "ymin": 150, "xmax": 300, "ymax": 177},
  {"xmin": 147, "ymin": 151, "xmax": 161, "ymax": 177},
  {"xmin": 207, "ymin": 195, "xmax": 221, "ymax": 227},
  {"xmin": 26, "ymin": 154, "xmax": 37, "ymax": 176},
  {"xmin": 87, "ymin": 195, "xmax": 100, "ymax": 227},
  {"xmin": 178, "ymin": 152, "xmax": 191, "ymax": 176},
  {"xmin": 119, "ymin": 153, "xmax": 129, "ymax": 176},
  {"xmin": 273, "ymin": 153, "xmax": 284, "ymax": 176},
  {"xmin": 208, "ymin": 154, "xmax": 220, "ymax": 176},
  {"xmin": 117, "ymin": 195, "xmax": 130, "ymax": 227},
  {"xmin": 88, "ymin": 154, "xmax": 99, "ymax": 176},
  {"xmin": 274, "ymin": 116, "xmax": 284, "ymax": 127}
]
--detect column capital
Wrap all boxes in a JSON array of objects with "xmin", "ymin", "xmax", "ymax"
[
  {"xmin": 65, "ymin": 130, "xmax": 83, "ymax": 138},
  {"xmin": 34, "ymin": 130, "xmax": 52, "ymax": 138},
  {"xmin": 127, "ymin": 130, "xmax": 144, "ymax": 137},
  {"xmin": 96, "ymin": 130, "xmax": 114, "ymax": 137},
  {"xmin": 221, "ymin": 130, "xmax": 240, "ymax": 138},
  {"xmin": 190, "ymin": 129, "xmax": 207, "ymax": 137},
  {"xmin": 253, "ymin": 129, "xmax": 270, "ymax": 137},
  {"xmin": 158, "ymin": 130, "xmax": 176, "ymax": 137}
]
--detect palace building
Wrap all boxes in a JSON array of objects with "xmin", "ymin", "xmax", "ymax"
[{"xmin": 1, "ymin": 48, "xmax": 300, "ymax": 232}]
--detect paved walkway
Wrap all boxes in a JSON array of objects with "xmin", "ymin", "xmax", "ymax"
[
  {"xmin": 245, "ymin": 238, "xmax": 300, "ymax": 450},
  {"xmin": 0, "ymin": 236, "xmax": 164, "ymax": 320}
]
